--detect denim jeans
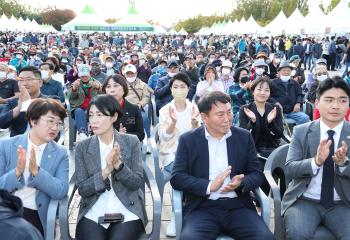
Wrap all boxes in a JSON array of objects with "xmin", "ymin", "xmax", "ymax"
[
  {"xmin": 162, "ymin": 161, "xmax": 174, "ymax": 183},
  {"xmin": 285, "ymin": 111, "xmax": 309, "ymax": 125},
  {"xmin": 304, "ymin": 54, "xmax": 312, "ymax": 70},
  {"xmin": 141, "ymin": 104, "xmax": 150, "ymax": 138},
  {"xmin": 74, "ymin": 108, "xmax": 88, "ymax": 133}
]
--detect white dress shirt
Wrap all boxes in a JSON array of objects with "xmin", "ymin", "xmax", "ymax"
[
  {"xmin": 205, "ymin": 128, "xmax": 237, "ymax": 200},
  {"xmin": 303, "ymin": 120, "xmax": 345, "ymax": 201},
  {"xmin": 14, "ymin": 136, "xmax": 47, "ymax": 210},
  {"xmin": 85, "ymin": 136, "xmax": 139, "ymax": 228}
]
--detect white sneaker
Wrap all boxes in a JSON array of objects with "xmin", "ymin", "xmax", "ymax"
[
  {"xmin": 77, "ymin": 132, "xmax": 88, "ymax": 142},
  {"xmin": 147, "ymin": 140, "xmax": 152, "ymax": 154},
  {"xmin": 166, "ymin": 214, "xmax": 176, "ymax": 237}
]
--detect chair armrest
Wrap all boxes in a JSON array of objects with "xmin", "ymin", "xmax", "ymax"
[
  {"xmin": 172, "ymin": 189, "xmax": 183, "ymax": 240},
  {"xmin": 253, "ymin": 188, "xmax": 271, "ymax": 226},
  {"xmin": 46, "ymin": 199, "xmax": 59, "ymax": 240},
  {"xmin": 143, "ymin": 162, "xmax": 162, "ymax": 240},
  {"xmin": 264, "ymin": 169, "xmax": 285, "ymax": 240},
  {"xmin": 150, "ymin": 137, "xmax": 164, "ymax": 197}
]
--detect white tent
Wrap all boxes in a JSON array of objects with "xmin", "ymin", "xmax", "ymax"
[
  {"xmin": 263, "ymin": 10, "xmax": 288, "ymax": 35},
  {"xmin": 245, "ymin": 15, "xmax": 261, "ymax": 34},
  {"xmin": 303, "ymin": 4, "xmax": 328, "ymax": 34},
  {"xmin": 0, "ymin": 14, "xmax": 11, "ymax": 31},
  {"xmin": 62, "ymin": 5, "xmax": 108, "ymax": 31},
  {"xmin": 234, "ymin": 17, "xmax": 248, "ymax": 34},
  {"xmin": 285, "ymin": 8, "xmax": 305, "ymax": 35},
  {"xmin": 177, "ymin": 28, "xmax": 188, "ymax": 35},
  {"xmin": 168, "ymin": 28, "xmax": 177, "ymax": 34},
  {"xmin": 326, "ymin": 0, "xmax": 350, "ymax": 33},
  {"xmin": 154, "ymin": 24, "xmax": 167, "ymax": 34}
]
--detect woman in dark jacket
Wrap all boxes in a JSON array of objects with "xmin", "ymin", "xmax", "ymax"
[
  {"xmin": 239, "ymin": 76, "xmax": 284, "ymax": 157},
  {"xmin": 239, "ymin": 76, "xmax": 284, "ymax": 195},
  {"xmin": 103, "ymin": 74, "xmax": 145, "ymax": 142}
]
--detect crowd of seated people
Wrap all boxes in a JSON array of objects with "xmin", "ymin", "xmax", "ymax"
[{"xmin": 1, "ymin": 33, "xmax": 350, "ymax": 240}]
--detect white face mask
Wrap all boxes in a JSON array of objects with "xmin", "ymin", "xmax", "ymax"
[
  {"xmin": 317, "ymin": 74, "xmax": 328, "ymax": 82},
  {"xmin": 16, "ymin": 54, "xmax": 23, "ymax": 59},
  {"xmin": 41, "ymin": 70, "xmax": 50, "ymax": 81},
  {"xmin": 255, "ymin": 68, "xmax": 265, "ymax": 75},
  {"xmin": 106, "ymin": 62, "xmax": 114, "ymax": 69},
  {"xmin": 7, "ymin": 73, "xmax": 16, "ymax": 79},
  {"xmin": 291, "ymin": 70, "xmax": 297, "ymax": 76},
  {"xmin": 139, "ymin": 59, "xmax": 145, "ymax": 65},
  {"xmin": 0, "ymin": 71, "xmax": 7, "ymax": 79},
  {"xmin": 280, "ymin": 75, "xmax": 290, "ymax": 82},
  {"xmin": 221, "ymin": 68, "xmax": 231, "ymax": 76},
  {"xmin": 168, "ymin": 72, "xmax": 177, "ymax": 77},
  {"xmin": 126, "ymin": 76, "xmax": 136, "ymax": 83}
]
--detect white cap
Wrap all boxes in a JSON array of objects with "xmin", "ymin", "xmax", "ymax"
[
  {"xmin": 123, "ymin": 64, "xmax": 137, "ymax": 74},
  {"xmin": 221, "ymin": 60, "xmax": 233, "ymax": 69}
]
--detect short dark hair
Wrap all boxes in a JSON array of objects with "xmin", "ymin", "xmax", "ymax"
[
  {"xmin": 26, "ymin": 98, "xmax": 67, "ymax": 127},
  {"xmin": 250, "ymin": 76, "xmax": 272, "ymax": 93},
  {"xmin": 19, "ymin": 66, "xmax": 41, "ymax": 79},
  {"xmin": 102, "ymin": 74, "xmax": 129, "ymax": 98},
  {"xmin": 233, "ymin": 67, "xmax": 249, "ymax": 83},
  {"xmin": 87, "ymin": 94, "xmax": 123, "ymax": 128},
  {"xmin": 46, "ymin": 56, "xmax": 60, "ymax": 72},
  {"xmin": 169, "ymin": 72, "xmax": 191, "ymax": 88},
  {"xmin": 316, "ymin": 76, "xmax": 350, "ymax": 100},
  {"xmin": 197, "ymin": 91, "xmax": 231, "ymax": 115},
  {"xmin": 39, "ymin": 62, "xmax": 54, "ymax": 71}
]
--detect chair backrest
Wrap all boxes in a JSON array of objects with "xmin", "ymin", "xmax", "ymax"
[{"xmin": 150, "ymin": 124, "xmax": 165, "ymax": 198}]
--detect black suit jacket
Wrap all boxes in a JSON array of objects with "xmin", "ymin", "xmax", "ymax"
[
  {"xmin": 170, "ymin": 126, "xmax": 264, "ymax": 216},
  {"xmin": 239, "ymin": 102, "xmax": 284, "ymax": 149},
  {"xmin": 116, "ymin": 99, "xmax": 145, "ymax": 142}
]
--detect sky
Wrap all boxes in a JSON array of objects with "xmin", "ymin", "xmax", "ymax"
[{"xmin": 18, "ymin": 0, "xmax": 236, "ymax": 27}]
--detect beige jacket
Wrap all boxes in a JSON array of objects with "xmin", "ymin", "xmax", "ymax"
[
  {"xmin": 125, "ymin": 78, "xmax": 153, "ymax": 108},
  {"xmin": 158, "ymin": 99, "xmax": 201, "ymax": 167}
]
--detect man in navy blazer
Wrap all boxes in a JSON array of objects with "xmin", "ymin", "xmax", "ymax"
[
  {"xmin": 171, "ymin": 91, "xmax": 273, "ymax": 240},
  {"xmin": 0, "ymin": 98, "xmax": 68, "ymax": 237}
]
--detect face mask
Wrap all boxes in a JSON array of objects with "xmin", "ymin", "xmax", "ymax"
[
  {"xmin": 152, "ymin": 54, "xmax": 158, "ymax": 59},
  {"xmin": 291, "ymin": 70, "xmax": 297, "ymax": 76},
  {"xmin": 40, "ymin": 70, "xmax": 50, "ymax": 81},
  {"xmin": 172, "ymin": 88, "xmax": 188, "ymax": 100},
  {"xmin": 106, "ymin": 62, "xmax": 114, "ymax": 69},
  {"xmin": 170, "ymin": 56, "xmax": 177, "ymax": 60},
  {"xmin": 139, "ymin": 59, "xmax": 145, "ymax": 65},
  {"xmin": 61, "ymin": 58, "xmax": 68, "ymax": 64},
  {"xmin": 7, "ymin": 73, "xmax": 16, "ymax": 79},
  {"xmin": 111, "ymin": 48, "xmax": 117, "ymax": 52},
  {"xmin": 240, "ymin": 76, "xmax": 249, "ymax": 83},
  {"xmin": 220, "ymin": 57, "xmax": 225, "ymax": 62},
  {"xmin": 275, "ymin": 59, "xmax": 281, "ymax": 64},
  {"xmin": 280, "ymin": 76, "xmax": 290, "ymax": 82},
  {"xmin": 255, "ymin": 68, "xmax": 265, "ymax": 75},
  {"xmin": 126, "ymin": 76, "xmax": 136, "ymax": 83},
  {"xmin": 0, "ymin": 71, "xmax": 7, "ymax": 79},
  {"xmin": 168, "ymin": 72, "xmax": 177, "ymax": 78},
  {"xmin": 16, "ymin": 54, "xmax": 23, "ymax": 59},
  {"xmin": 317, "ymin": 74, "xmax": 327, "ymax": 82},
  {"xmin": 221, "ymin": 68, "xmax": 231, "ymax": 76},
  {"xmin": 158, "ymin": 66, "xmax": 166, "ymax": 74}
]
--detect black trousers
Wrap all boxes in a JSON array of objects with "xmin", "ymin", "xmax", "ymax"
[
  {"xmin": 23, "ymin": 207, "xmax": 44, "ymax": 237},
  {"xmin": 76, "ymin": 217, "xmax": 145, "ymax": 240}
]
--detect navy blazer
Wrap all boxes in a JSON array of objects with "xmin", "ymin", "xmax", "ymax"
[{"xmin": 170, "ymin": 126, "xmax": 264, "ymax": 216}]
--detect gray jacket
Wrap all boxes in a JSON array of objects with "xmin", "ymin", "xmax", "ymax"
[
  {"xmin": 282, "ymin": 120, "xmax": 350, "ymax": 215},
  {"xmin": 74, "ymin": 131, "xmax": 147, "ymax": 227}
]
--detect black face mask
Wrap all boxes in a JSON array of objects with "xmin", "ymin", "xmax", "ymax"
[{"xmin": 240, "ymin": 76, "xmax": 249, "ymax": 83}]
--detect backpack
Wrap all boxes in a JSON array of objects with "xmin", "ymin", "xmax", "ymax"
[{"xmin": 336, "ymin": 46, "xmax": 343, "ymax": 54}]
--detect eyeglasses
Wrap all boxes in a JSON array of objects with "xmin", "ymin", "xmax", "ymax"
[
  {"xmin": 41, "ymin": 117, "xmax": 64, "ymax": 131},
  {"xmin": 17, "ymin": 78, "xmax": 40, "ymax": 82},
  {"xmin": 316, "ymin": 72, "xmax": 327, "ymax": 76}
]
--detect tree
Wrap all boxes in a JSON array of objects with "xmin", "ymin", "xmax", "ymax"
[{"xmin": 41, "ymin": 7, "xmax": 76, "ymax": 30}]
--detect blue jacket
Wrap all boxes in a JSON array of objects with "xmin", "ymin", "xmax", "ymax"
[
  {"xmin": 41, "ymin": 79, "xmax": 65, "ymax": 103},
  {"xmin": 148, "ymin": 70, "xmax": 167, "ymax": 90},
  {"xmin": 154, "ymin": 75, "xmax": 173, "ymax": 115},
  {"xmin": 271, "ymin": 78, "xmax": 303, "ymax": 114},
  {"xmin": 170, "ymin": 126, "xmax": 264, "ymax": 216},
  {"xmin": 0, "ymin": 133, "xmax": 69, "ymax": 236}
]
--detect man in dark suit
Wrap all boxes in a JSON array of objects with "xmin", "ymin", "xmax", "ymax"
[
  {"xmin": 283, "ymin": 77, "xmax": 350, "ymax": 239},
  {"xmin": 170, "ymin": 91, "xmax": 273, "ymax": 240}
]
